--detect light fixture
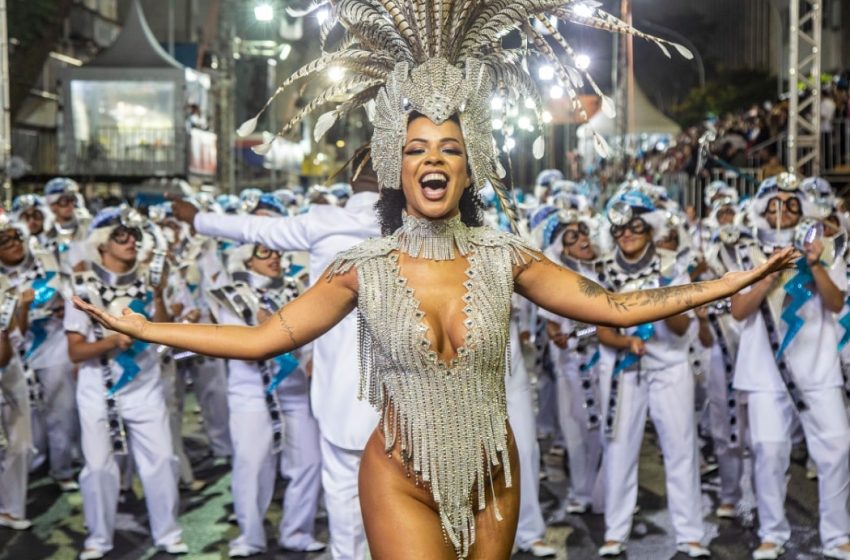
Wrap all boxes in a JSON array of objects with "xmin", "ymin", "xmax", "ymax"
[
  {"xmin": 336, "ymin": 140, "xmax": 346, "ymax": 148},
  {"xmin": 267, "ymin": 58, "xmax": 277, "ymax": 66},
  {"xmin": 490, "ymin": 96, "xmax": 504, "ymax": 111},
  {"xmin": 549, "ymin": 85, "xmax": 564, "ymax": 99},
  {"xmin": 575, "ymin": 54, "xmax": 591, "ymax": 70},
  {"xmin": 538, "ymin": 65, "xmax": 555, "ymax": 81},
  {"xmin": 517, "ymin": 116, "xmax": 531, "ymax": 130},
  {"xmin": 524, "ymin": 97, "xmax": 536, "ymax": 109},
  {"xmin": 504, "ymin": 137, "xmax": 516, "ymax": 151},
  {"xmin": 492, "ymin": 118, "xmax": 504, "ymax": 130},
  {"xmin": 571, "ymin": 3, "xmax": 594, "ymax": 18},
  {"xmin": 279, "ymin": 44, "xmax": 292, "ymax": 60},
  {"xmin": 328, "ymin": 66, "xmax": 345, "ymax": 82},
  {"xmin": 542, "ymin": 110, "xmax": 553, "ymax": 124},
  {"xmin": 254, "ymin": 2, "xmax": 274, "ymax": 21},
  {"xmin": 316, "ymin": 8, "xmax": 330, "ymax": 24}
]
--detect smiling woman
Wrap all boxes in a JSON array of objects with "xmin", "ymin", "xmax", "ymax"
[{"xmin": 71, "ymin": 1, "xmax": 798, "ymax": 558}]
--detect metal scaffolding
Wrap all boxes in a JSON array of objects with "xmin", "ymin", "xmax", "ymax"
[
  {"xmin": 786, "ymin": 0, "xmax": 822, "ymax": 176},
  {"xmin": 0, "ymin": 0, "xmax": 11, "ymax": 206}
]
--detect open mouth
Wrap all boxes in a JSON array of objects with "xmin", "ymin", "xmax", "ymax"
[{"xmin": 419, "ymin": 171, "xmax": 449, "ymax": 201}]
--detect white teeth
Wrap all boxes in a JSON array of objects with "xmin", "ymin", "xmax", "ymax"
[{"xmin": 421, "ymin": 172, "xmax": 448, "ymax": 185}]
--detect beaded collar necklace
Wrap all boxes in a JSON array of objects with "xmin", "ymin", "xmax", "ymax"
[{"xmin": 396, "ymin": 212, "xmax": 474, "ymax": 261}]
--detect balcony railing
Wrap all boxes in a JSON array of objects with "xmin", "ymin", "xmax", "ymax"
[
  {"xmin": 65, "ymin": 126, "xmax": 180, "ymax": 176},
  {"xmin": 11, "ymin": 128, "xmax": 59, "ymax": 176}
]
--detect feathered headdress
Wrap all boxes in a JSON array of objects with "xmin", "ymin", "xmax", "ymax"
[{"xmin": 238, "ymin": 0, "xmax": 693, "ymax": 230}]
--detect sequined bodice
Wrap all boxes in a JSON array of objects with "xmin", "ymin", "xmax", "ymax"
[{"xmin": 328, "ymin": 216, "xmax": 537, "ymax": 557}]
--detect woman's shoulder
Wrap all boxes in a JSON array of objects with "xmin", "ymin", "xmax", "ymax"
[
  {"xmin": 467, "ymin": 225, "xmax": 540, "ymax": 265},
  {"xmin": 325, "ymin": 235, "xmax": 398, "ymax": 279}
]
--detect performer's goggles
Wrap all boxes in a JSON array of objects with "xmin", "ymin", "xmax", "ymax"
[
  {"xmin": 252, "ymin": 246, "xmax": 281, "ymax": 260},
  {"xmin": 0, "ymin": 229, "xmax": 23, "ymax": 250},
  {"xmin": 764, "ymin": 196, "xmax": 802, "ymax": 216},
  {"xmin": 562, "ymin": 222, "xmax": 590, "ymax": 246},
  {"xmin": 53, "ymin": 195, "xmax": 78, "ymax": 208},
  {"xmin": 109, "ymin": 225, "xmax": 142, "ymax": 245},
  {"xmin": 20, "ymin": 209, "xmax": 44, "ymax": 222},
  {"xmin": 610, "ymin": 217, "xmax": 649, "ymax": 239}
]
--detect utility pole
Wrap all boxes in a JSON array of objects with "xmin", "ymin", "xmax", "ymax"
[
  {"xmin": 216, "ymin": 0, "xmax": 237, "ymax": 193},
  {"xmin": 615, "ymin": 0, "xmax": 634, "ymax": 175},
  {"xmin": 0, "ymin": 0, "xmax": 12, "ymax": 207}
]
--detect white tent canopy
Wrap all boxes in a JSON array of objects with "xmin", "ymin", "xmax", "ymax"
[{"xmin": 576, "ymin": 84, "xmax": 681, "ymax": 161}]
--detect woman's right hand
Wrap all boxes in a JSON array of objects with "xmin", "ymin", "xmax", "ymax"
[{"xmin": 72, "ymin": 296, "xmax": 149, "ymax": 340}]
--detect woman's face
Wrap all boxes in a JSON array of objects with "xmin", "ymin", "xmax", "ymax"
[
  {"xmin": 562, "ymin": 223, "xmax": 595, "ymax": 261},
  {"xmin": 612, "ymin": 217, "xmax": 652, "ymax": 258},
  {"xmin": 400, "ymin": 116, "xmax": 471, "ymax": 220},
  {"xmin": 0, "ymin": 227, "xmax": 26, "ymax": 266},
  {"xmin": 247, "ymin": 245, "xmax": 282, "ymax": 278}
]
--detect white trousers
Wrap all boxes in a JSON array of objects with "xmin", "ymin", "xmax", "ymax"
[
  {"xmin": 600, "ymin": 362, "xmax": 704, "ymax": 544},
  {"xmin": 229, "ymin": 391, "xmax": 323, "ymax": 551},
  {"xmin": 705, "ymin": 344, "xmax": 744, "ymax": 505},
  {"xmin": 555, "ymin": 361, "xmax": 602, "ymax": 507},
  {"xmin": 79, "ymin": 396, "xmax": 182, "ymax": 553},
  {"xmin": 187, "ymin": 358, "xmax": 232, "ymax": 458},
  {"xmin": 320, "ymin": 437, "xmax": 368, "ymax": 560},
  {"xmin": 507, "ymin": 368, "xmax": 547, "ymax": 548},
  {"xmin": 31, "ymin": 362, "xmax": 78, "ymax": 480},
  {"xmin": 0, "ymin": 367, "xmax": 32, "ymax": 519},
  {"xmin": 160, "ymin": 357, "xmax": 194, "ymax": 484},
  {"xmin": 747, "ymin": 388, "xmax": 850, "ymax": 549}
]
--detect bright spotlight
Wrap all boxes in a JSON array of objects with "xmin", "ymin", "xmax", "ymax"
[
  {"xmin": 492, "ymin": 118, "xmax": 504, "ymax": 130},
  {"xmin": 490, "ymin": 96, "xmax": 504, "ymax": 111},
  {"xmin": 518, "ymin": 116, "xmax": 532, "ymax": 130},
  {"xmin": 575, "ymin": 54, "xmax": 591, "ymax": 70},
  {"xmin": 571, "ymin": 3, "xmax": 595, "ymax": 18},
  {"xmin": 254, "ymin": 3, "xmax": 274, "ymax": 21},
  {"xmin": 538, "ymin": 65, "xmax": 555, "ymax": 81},
  {"xmin": 504, "ymin": 137, "xmax": 516, "ymax": 151},
  {"xmin": 328, "ymin": 66, "xmax": 345, "ymax": 82},
  {"xmin": 549, "ymin": 85, "xmax": 564, "ymax": 99},
  {"xmin": 316, "ymin": 8, "xmax": 330, "ymax": 24},
  {"xmin": 542, "ymin": 111, "xmax": 553, "ymax": 124}
]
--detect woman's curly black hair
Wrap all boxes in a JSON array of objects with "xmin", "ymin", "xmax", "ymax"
[
  {"xmin": 374, "ymin": 111, "xmax": 486, "ymax": 235},
  {"xmin": 375, "ymin": 187, "xmax": 486, "ymax": 235}
]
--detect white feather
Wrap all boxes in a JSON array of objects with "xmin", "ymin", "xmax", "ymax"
[
  {"xmin": 314, "ymin": 111, "xmax": 339, "ymax": 141},
  {"xmin": 496, "ymin": 159, "xmax": 507, "ymax": 178},
  {"xmin": 237, "ymin": 116, "xmax": 259, "ymax": 138},
  {"xmin": 533, "ymin": 135, "xmax": 545, "ymax": 159},
  {"xmin": 673, "ymin": 43, "xmax": 694, "ymax": 60},
  {"xmin": 592, "ymin": 131, "xmax": 610, "ymax": 158},
  {"xmin": 601, "ymin": 95, "xmax": 616, "ymax": 118},
  {"xmin": 251, "ymin": 135, "xmax": 276, "ymax": 156}
]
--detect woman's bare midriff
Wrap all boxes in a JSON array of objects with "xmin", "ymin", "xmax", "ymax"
[{"xmin": 358, "ymin": 404, "xmax": 520, "ymax": 559}]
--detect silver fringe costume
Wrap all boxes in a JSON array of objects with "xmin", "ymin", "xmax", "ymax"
[{"xmin": 328, "ymin": 213, "xmax": 537, "ymax": 556}]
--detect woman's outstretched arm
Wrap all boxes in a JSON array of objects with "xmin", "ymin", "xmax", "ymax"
[
  {"xmin": 514, "ymin": 247, "xmax": 797, "ymax": 329},
  {"xmin": 72, "ymin": 267, "xmax": 358, "ymax": 361}
]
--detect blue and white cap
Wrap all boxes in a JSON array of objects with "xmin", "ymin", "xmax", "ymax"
[
  {"xmin": 43, "ymin": 177, "xmax": 81, "ymax": 204},
  {"xmin": 328, "ymin": 182, "xmax": 353, "ymax": 202},
  {"xmin": 535, "ymin": 169, "xmax": 564, "ymax": 188}
]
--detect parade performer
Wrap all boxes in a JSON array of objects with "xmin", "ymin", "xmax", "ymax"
[
  {"xmin": 730, "ymin": 173, "xmax": 850, "ymax": 560},
  {"xmin": 207, "ymin": 242, "xmax": 325, "ymax": 557},
  {"xmin": 536, "ymin": 208, "xmax": 604, "ymax": 517},
  {"xmin": 65, "ymin": 207, "xmax": 186, "ymax": 560},
  {"xmin": 73, "ymin": 1, "xmax": 795, "ymax": 557},
  {"xmin": 594, "ymin": 189, "xmax": 709, "ymax": 558},
  {"xmin": 0, "ymin": 207, "xmax": 79, "ymax": 492}
]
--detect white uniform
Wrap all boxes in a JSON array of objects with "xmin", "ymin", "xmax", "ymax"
[
  {"xmin": 0, "ymin": 332, "xmax": 32, "ymax": 521},
  {"xmin": 0, "ymin": 249, "xmax": 78, "ymax": 482},
  {"xmin": 733, "ymin": 239, "xmax": 850, "ymax": 550},
  {"xmin": 65, "ymin": 263, "xmax": 182, "ymax": 555},
  {"xmin": 507, "ymin": 301, "xmax": 547, "ymax": 550},
  {"xmin": 194, "ymin": 191, "xmax": 381, "ymax": 559},
  {"xmin": 597, "ymin": 249, "xmax": 705, "ymax": 545},
  {"xmin": 207, "ymin": 270, "xmax": 323, "ymax": 553}
]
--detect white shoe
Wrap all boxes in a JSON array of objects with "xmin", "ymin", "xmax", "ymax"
[
  {"xmin": 79, "ymin": 550, "xmax": 105, "ymax": 560},
  {"xmin": 0, "ymin": 514, "xmax": 32, "ymax": 530},
  {"xmin": 598, "ymin": 541, "xmax": 626, "ymax": 557},
  {"xmin": 281, "ymin": 540, "xmax": 327, "ymax": 553},
  {"xmin": 752, "ymin": 543, "xmax": 784, "ymax": 560},
  {"xmin": 519, "ymin": 541, "xmax": 557, "ymax": 557},
  {"xmin": 715, "ymin": 504, "xmax": 736, "ymax": 519},
  {"xmin": 677, "ymin": 542, "xmax": 711, "ymax": 558},
  {"xmin": 162, "ymin": 541, "xmax": 188, "ymax": 555},
  {"xmin": 58, "ymin": 479, "xmax": 80, "ymax": 492},
  {"xmin": 565, "ymin": 501, "xmax": 589, "ymax": 514},
  {"xmin": 824, "ymin": 546, "xmax": 850, "ymax": 560},
  {"xmin": 228, "ymin": 543, "xmax": 264, "ymax": 558}
]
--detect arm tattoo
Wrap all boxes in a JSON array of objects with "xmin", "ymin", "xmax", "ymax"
[
  {"xmin": 277, "ymin": 310, "xmax": 298, "ymax": 347},
  {"xmin": 579, "ymin": 276, "xmax": 708, "ymax": 312}
]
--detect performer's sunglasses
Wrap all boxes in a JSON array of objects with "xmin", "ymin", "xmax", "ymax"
[
  {"xmin": 0, "ymin": 230, "xmax": 23, "ymax": 250},
  {"xmin": 109, "ymin": 225, "xmax": 142, "ymax": 245},
  {"xmin": 252, "ymin": 246, "xmax": 280, "ymax": 260},
  {"xmin": 54, "ymin": 195, "xmax": 77, "ymax": 208},
  {"xmin": 610, "ymin": 217, "xmax": 649, "ymax": 239},
  {"xmin": 562, "ymin": 223, "xmax": 590, "ymax": 246},
  {"xmin": 765, "ymin": 196, "xmax": 801, "ymax": 216},
  {"xmin": 20, "ymin": 210, "xmax": 43, "ymax": 221}
]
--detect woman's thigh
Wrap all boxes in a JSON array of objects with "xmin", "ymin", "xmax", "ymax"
[
  {"xmin": 359, "ymin": 427, "xmax": 521, "ymax": 560},
  {"xmin": 359, "ymin": 430, "xmax": 455, "ymax": 560}
]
